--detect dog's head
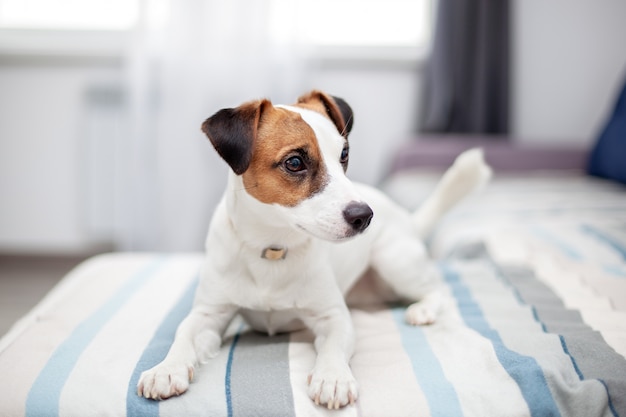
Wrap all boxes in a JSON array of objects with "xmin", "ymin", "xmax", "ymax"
[{"xmin": 201, "ymin": 90, "xmax": 373, "ymax": 241}]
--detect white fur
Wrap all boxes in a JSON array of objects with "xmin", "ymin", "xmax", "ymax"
[{"xmin": 137, "ymin": 105, "xmax": 492, "ymax": 409}]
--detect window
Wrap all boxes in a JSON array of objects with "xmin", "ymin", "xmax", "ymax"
[
  {"xmin": 0, "ymin": 0, "xmax": 432, "ymax": 61},
  {"xmin": 278, "ymin": 0, "xmax": 431, "ymax": 47},
  {"xmin": 0, "ymin": 0, "xmax": 139, "ymax": 30},
  {"xmin": 269, "ymin": 0, "xmax": 432, "ymax": 62}
]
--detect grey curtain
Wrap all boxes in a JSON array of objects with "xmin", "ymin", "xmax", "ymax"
[{"xmin": 421, "ymin": 0, "xmax": 510, "ymax": 135}]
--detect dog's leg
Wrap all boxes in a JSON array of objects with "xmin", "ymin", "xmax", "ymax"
[
  {"xmin": 368, "ymin": 149, "xmax": 489, "ymax": 325},
  {"xmin": 137, "ymin": 305, "xmax": 237, "ymax": 400},
  {"xmin": 371, "ymin": 234, "xmax": 443, "ymax": 325},
  {"xmin": 301, "ymin": 303, "xmax": 358, "ymax": 409}
]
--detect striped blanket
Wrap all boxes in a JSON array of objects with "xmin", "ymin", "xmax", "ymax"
[{"xmin": 1, "ymin": 172, "xmax": 625, "ymax": 417}]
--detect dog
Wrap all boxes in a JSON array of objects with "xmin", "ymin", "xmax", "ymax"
[{"xmin": 137, "ymin": 90, "xmax": 491, "ymax": 409}]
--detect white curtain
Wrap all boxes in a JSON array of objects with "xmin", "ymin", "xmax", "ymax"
[{"xmin": 118, "ymin": 0, "xmax": 308, "ymax": 251}]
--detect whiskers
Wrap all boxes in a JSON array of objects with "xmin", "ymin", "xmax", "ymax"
[
  {"xmin": 235, "ymin": 183, "xmax": 259, "ymax": 193},
  {"xmin": 243, "ymin": 184, "xmax": 259, "ymax": 192}
]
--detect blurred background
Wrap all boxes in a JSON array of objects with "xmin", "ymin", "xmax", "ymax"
[{"xmin": 1, "ymin": 0, "xmax": 625, "ymax": 255}]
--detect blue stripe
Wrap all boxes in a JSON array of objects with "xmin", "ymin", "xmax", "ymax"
[
  {"xmin": 391, "ymin": 307, "xmax": 463, "ymax": 417},
  {"xmin": 531, "ymin": 226, "xmax": 582, "ymax": 260},
  {"xmin": 126, "ymin": 275, "xmax": 199, "ymax": 417},
  {"xmin": 531, "ymin": 307, "xmax": 548, "ymax": 332},
  {"xmin": 441, "ymin": 263, "xmax": 562, "ymax": 417},
  {"xmin": 26, "ymin": 257, "xmax": 167, "ymax": 417},
  {"xmin": 493, "ymin": 259, "xmax": 623, "ymax": 417},
  {"xmin": 225, "ymin": 325, "xmax": 244, "ymax": 417},
  {"xmin": 559, "ymin": 335, "xmax": 584, "ymax": 381},
  {"xmin": 581, "ymin": 224, "xmax": 626, "ymax": 261},
  {"xmin": 598, "ymin": 379, "xmax": 620, "ymax": 417},
  {"xmin": 603, "ymin": 264, "xmax": 626, "ymax": 278}
]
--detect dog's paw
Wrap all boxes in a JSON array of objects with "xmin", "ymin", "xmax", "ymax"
[
  {"xmin": 405, "ymin": 303, "xmax": 437, "ymax": 325},
  {"xmin": 307, "ymin": 363, "xmax": 358, "ymax": 409},
  {"xmin": 405, "ymin": 291, "xmax": 442, "ymax": 326},
  {"xmin": 137, "ymin": 362, "xmax": 194, "ymax": 400}
]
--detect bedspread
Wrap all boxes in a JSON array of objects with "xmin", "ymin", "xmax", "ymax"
[{"xmin": 1, "ymin": 171, "xmax": 625, "ymax": 417}]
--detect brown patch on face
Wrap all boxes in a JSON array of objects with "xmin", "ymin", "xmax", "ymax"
[{"xmin": 241, "ymin": 106, "xmax": 329, "ymax": 207}]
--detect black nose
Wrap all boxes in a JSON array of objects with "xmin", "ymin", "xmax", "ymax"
[{"xmin": 343, "ymin": 202, "xmax": 373, "ymax": 233}]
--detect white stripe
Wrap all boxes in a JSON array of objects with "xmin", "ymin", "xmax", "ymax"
[
  {"xmin": 351, "ymin": 307, "xmax": 430, "ymax": 417},
  {"xmin": 491, "ymin": 229, "xmax": 626, "ymax": 355},
  {"xmin": 0, "ymin": 254, "xmax": 158, "ymax": 417},
  {"xmin": 425, "ymin": 286, "xmax": 530, "ymax": 416},
  {"xmin": 458, "ymin": 260, "xmax": 607, "ymax": 417},
  {"xmin": 287, "ymin": 330, "xmax": 322, "ymax": 416},
  {"xmin": 58, "ymin": 255, "xmax": 202, "ymax": 417}
]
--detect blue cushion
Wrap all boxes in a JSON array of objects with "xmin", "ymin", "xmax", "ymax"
[{"xmin": 587, "ymin": 77, "xmax": 626, "ymax": 184}]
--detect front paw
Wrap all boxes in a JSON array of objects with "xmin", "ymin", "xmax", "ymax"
[
  {"xmin": 307, "ymin": 363, "xmax": 358, "ymax": 409},
  {"xmin": 137, "ymin": 362, "xmax": 194, "ymax": 400},
  {"xmin": 405, "ymin": 292, "xmax": 442, "ymax": 325},
  {"xmin": 405, "ymin": 302, "xmax": 437, "ymax": 325}
]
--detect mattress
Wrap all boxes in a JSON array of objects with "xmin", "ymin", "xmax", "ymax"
[{"xmin": 1, "ymin": 171, "xmax": 625, "ymax": 417}]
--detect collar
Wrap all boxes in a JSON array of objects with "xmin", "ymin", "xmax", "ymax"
[{"xmin": 261, "ymin": 246, "xmax": 288, "ymax": 260}]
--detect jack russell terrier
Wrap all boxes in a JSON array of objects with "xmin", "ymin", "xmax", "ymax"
[{"xmin": 137, "ymin": 90, "xmax": 491, "ymax": 409}]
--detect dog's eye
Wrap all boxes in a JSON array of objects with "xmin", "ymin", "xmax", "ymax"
[
  {"xmin": 285, "ymin": 156, "xmax": 305, "ymax": 172},
  {"xmin": 340, "ymin": 146, "xmax": 349, "ymax": 164}
]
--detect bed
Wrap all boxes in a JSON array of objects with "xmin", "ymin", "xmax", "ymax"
[{"xmin": 1, "ymin": 143, "xmax": 625, "ymax": 417}]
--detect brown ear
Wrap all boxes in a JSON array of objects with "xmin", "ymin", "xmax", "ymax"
[
  {"xmin": 201, "ymin": 99, "xmax": 271, "ymax": 175},
  {"xmin": 297, "ymin": 90, "xmax": 354, "ymax": 138}
]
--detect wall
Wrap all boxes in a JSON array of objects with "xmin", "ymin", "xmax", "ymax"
[
  {"xmin": 511, "ymin": 0, "xmax": 626, "ymax": 144},
  {"xmin": 307, "ymin": 58, "xmax": 421, "ymax": 185},
  {"xmin": 0, "ymin": 58, "xmax": 123, "ymax": 254}
]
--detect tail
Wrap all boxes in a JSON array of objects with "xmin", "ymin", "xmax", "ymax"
[{"xmin": 413, "ymin": 148, "xmax": 492, "ymax": 239}]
